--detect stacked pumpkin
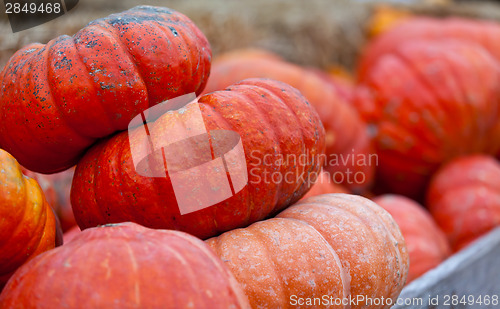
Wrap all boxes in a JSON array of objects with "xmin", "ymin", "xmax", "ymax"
[
  {"xmin": 351, "ymin": 15, "xmax": 500, "ymax": 281},
  {"xmin": 201, "ymin": 49, "xmax": 376, "ymax": 194},
  {"xmin": 3, "ymin": 3, "xmax": 500, "ymax": 306},
  {"xmin": 356, "ymin": 16, "xmax": 500, "ymax": 199},
  {"xmin": 0, "ymin": 5, "xmax": 411, "ymax": 309}
]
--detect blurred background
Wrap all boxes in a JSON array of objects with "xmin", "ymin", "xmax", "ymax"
[{"xmin": 1, "ymin": 0, "xmax": 500, "ymax": 71}]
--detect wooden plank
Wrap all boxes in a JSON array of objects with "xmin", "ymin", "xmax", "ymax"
[{"xmin": 393, "ymin": 227, "xmax": 500, "ymax": 308}]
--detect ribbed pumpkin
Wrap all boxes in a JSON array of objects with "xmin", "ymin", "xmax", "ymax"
[
  {"xmin": 22, "ymin": 168, "xmax": 76, "ymax": 231},
  {"xmin": 355, "ymin": 40, "xmax": 500, "ymax": 199},
  {"xmin": 374, "ymin": 195, "xmax": 450, "ymax": 283},
  {"xmin": 0, "ymin": 5, "xmax": 211, "ymax": 174},
  {"xmin": 203, "ymin": 49, "xmax": 375, "ymax": 192},
  {"xmin": 359, "ymin": 17, "xmax": 500, "ymax": 78},
  {"xmin": 0, "ymin": 222, "xmax": 250, "ymax": 308},
  {"xmin": 427, "ymin": 155, "xmax": 500, "ymax": 252},
  {"xmin": 0, "ymin": 149, "xmax": 59, "ymax": 289},
  {"xmin": 207, "ymin": 194, "xmax": 409, "ymax": 309},
  {"xmin": 71, "ymin": 78, "xmax": 325, "ymax": 239},
  {"xmin": 301, "ymin": 171, "xmax": 349, "ymax": 200}
]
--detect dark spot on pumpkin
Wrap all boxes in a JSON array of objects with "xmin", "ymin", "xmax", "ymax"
[
  {"xmin": 54, "ymin": 56, "xmax": 72, "ymax": 70},
  {"xmin": 168, "ymin": 26, "xmax": 179, "ymax": 37},
  {"xmin": 85, "ymin": 40, "xmax": 99, "ymax": 48}
]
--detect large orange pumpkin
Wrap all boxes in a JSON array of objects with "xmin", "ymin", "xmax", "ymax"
[
  {"xmin": 358, "ymin": 17, "xmax": 500, "ymax": 78},
  {"xmin": 427, "ymin": 155, "xmax": 500, "ymax": 252},
  {"xmin": 207, "ymin": 194, "xmax": 409, "ymax": 309},
  {"xmin": 71, "ymin": 79, "xmax": 325, "ymax": 239},
  {"xmin": 374, "ymin": 195, "xmax": 450, "ymax": 283},
  {"xmin": 0, "ymin": 6, "xmax": 211, "ymax": 174},
  {"xmin": 0, "ymin": 149, "xmax": 59, "ymax": 289},
  {"xmin": 355, "ymin": 39, "xmax": 500, "ymax": 199},
  {"xmin": 203, "ymin": 49, "xmax": 375, "ymax": 192},
  {"xmin": 0, "ymin": 222, "xmax": 250, "ymax": 308}
]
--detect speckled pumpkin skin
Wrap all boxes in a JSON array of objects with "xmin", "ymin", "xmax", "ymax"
[
  {"xmin": 427, "ymin": 155, "xmax": 500, "ymax": 252},
  {"xmin": 374, "ymin": 195, "xmax": 450, "ymax": 283},
  {"xmin": 71, "ymin": 79, "xmax": 325, "ymax": 239},
  {"xmin": 355, "ymin": 40, "xmax": 500, "ymax": 199},
  {"xmin": 0, "ymin": 6, "xmax": 211, "ymax": 174},
  {"xmin": 203, "ymin": 49, "xmax": 375, "ymax": 193},
  {"xmin": 0, "ymin": 149, "xmax": 58, "ymax": 289},
  {"xmin": 206, "ymin": 194, "xmax": 409, "ymax": 309},
  {"xmin": 0, "ymin": 222, "xmax": 250, "ymax": 309}
]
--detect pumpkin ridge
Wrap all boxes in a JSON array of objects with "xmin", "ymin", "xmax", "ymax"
[
  {"xmin": 245, "ymin": 219, "xmax": 294, "ymax": 306},
  {"xmin": 157, "ymin": 231, "xmax": 238, "ymax": 298},
  {"xmin": 101, "ymin": 19, "xmax": 152, "ymax": 105},
  {"xmin": 0, "ymin": 45, "xmax": 45, "ymax": 158},
  {"xmin": 0, "ymin": 173, "xmax": 31, "ymax": 273},
  {"xmin": 436, "ymin": 47, "xmax": 487, "ymax": 152},
  {"xmin": 332, "ymin": 194, "xmax": 406, "ymax": 283},
  {"xmin": 199, "ymin": 90, "xmax": 276, "ymax": 225},
  {"xmin": 90, "ymin": 142, "xmax": 110, "ymax": 226},
  {"xmin": 72, "ymin": 26, "xmax": 132, "ymax": 132},
  {"xmin": 374, "ymin": 56, "xmax": 450, "ymax": 151},
  {"xmin": 299, "ymin": 195, "xmax": 406, "ymax": 298},
  {"xmin": 22, "ymin": 180, "xmax": 52, "ymax": 259},
  {"xmin": 113, "ymin": 136, "xmax": 158, "ymax": 226},
  {"xmin": 44, "ymin": 38, "xmax": 101, "ymax": 142},
  {"xmin": 283, "ymin": 216, "xmax": 352, "ymax": 301},
  {"xmin": 5, "ymin": 47, "xmax": 54, "ymax": 160},
  {"xmin": 392, "ymin": 46, "xmax": 472, "ymax": 153},
  {"xmin": 22, "ymin": 200, "xmax": 56, "ymax": 262},
  {"xmin": 230, "ymin": 86, "xmax": 285, "ymax": 209},
  {"xmin": 179, "ymin": 100, "xmax": 237, "ymax": 235},
  {"xmin": 242, "ymin": 80, "xmax": 321, "ymax": 207},
  {"xmin": 262, "ymin": 85, "xmax": 324, "ymax": 203},
  {"xmin": 65, "ymin": 34, "xmax": 116, "ymax": 136}
]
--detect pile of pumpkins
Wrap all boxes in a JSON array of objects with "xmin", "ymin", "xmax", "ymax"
[{"xmin": 0, "ymin": 5, "xmax": 500, "ymax": 308}]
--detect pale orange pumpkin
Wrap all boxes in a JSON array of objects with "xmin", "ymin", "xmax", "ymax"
[
  {"xmin": 427, "ymin": 155, "xmax": 500, "ymax": 252},
  {"xmin": 207, "ymin": 194, "xmax": 409, "ymax": 309},
  {"xmin": 0, "ymin": 149, "xmax": 59, "ymax": 289}
]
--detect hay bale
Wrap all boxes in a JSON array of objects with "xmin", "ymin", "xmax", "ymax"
[{"xmin": 1, "ymin": 0, "xmax": 500, "ymax": 71}]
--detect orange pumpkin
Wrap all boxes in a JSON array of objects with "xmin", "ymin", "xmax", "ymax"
[
  {"xmin": 0, "ymin": 222, "xmax": 250, "ymax": 308},
  {"xmin": 427, "ymin": 155, "xmax": 500, "ymax": 252},
  {"xmin": 355, "ymin": 39, "xmax": 500, "ymax": 199},
  {"xmin": 203, "ymin": 49, "xmax": 375, "ymax": 192},
  {"xmin": 374, "ymin": 195, "xmax": 450, "ymax": 283},
  {"xmin": 359, "ymin": 17, "xmax": 500, "ymax": 79},
  {"xmin": 0, "ymin": 6, "xmax": 211, "ymax": 174},
  {"xmin": 71, "ymin": 79, "xmax": 325, "ymax": 239},
  {"xmin": 207, "ymin": 194, "xmax": 409, "ymax": 308},
  {"xmin": 0, "ymin": 149, "xmax": 59, "ymax": 289}
]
